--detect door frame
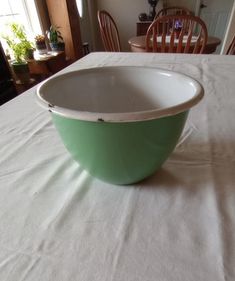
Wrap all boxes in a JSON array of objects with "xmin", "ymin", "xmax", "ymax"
[
  {"xmin": 194, "ymin": 0, "xmax": 201, "ymax": 16},
  {"xmin": 194, "ymin": 0, "xmax": 235, "ymax": 54}
]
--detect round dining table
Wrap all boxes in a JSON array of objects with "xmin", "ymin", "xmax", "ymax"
[{"xmin": 128, "ymin": 35, "xmax": 221, "ymax": 54}]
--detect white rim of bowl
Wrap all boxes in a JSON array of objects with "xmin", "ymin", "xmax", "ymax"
[{"xmin": 36, "ymin": 66, "xmax": 204, "ymax": 123}]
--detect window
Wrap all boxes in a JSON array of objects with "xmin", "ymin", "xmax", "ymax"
[
  {"xmin": 0, "ymin": 0, "xmax": 42, "ymax": 50},
  {"xmin": 76, "ymin": 0, "xmax": 83, "ymax": 18}
]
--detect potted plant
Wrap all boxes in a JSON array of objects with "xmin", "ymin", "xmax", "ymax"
[
  {"xmin": 35, "ymin": 34, "xmax": 47, "ymax": 54},
  {"xmin": 47, "ymin": 26, "xmax": 65, "ymax": 51},
  {"xmin": 2, "ymin": 23, "xmax": 34, "ymax": 83}
]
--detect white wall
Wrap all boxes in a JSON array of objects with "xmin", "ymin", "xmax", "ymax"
[
  {"xmin": 95, "ymin": 0, "xmax": 162, "ymax": 51},
  {"xmin": 166, "ymin": 0, "xmax": 196, "ymax": 12}
]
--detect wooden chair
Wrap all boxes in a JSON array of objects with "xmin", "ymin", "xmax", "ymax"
[
  {"xmin": 154, "ymin": 6, "xmax": 192, "ymax": 19},
  {"xmin": 226, "ymin": 35, "xmax": 235, "ymax": 55},
  {"xmin": 146, "ymin": 14, "xmax": 208, "ymax": 54},
  {"xmin": 97, "ymin": 10, "xmax": 121, "ymax": 52}
]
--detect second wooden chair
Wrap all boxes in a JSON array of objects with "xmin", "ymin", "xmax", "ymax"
[
  {"xmin": 146, "ymin": 14, "xmax": 208, "ymax": 54},
  {"xmin": 97, "ymin": 10, "xmax": 121, "ymax": 52}
]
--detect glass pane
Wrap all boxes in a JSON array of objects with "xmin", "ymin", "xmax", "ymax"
[
  {"xmin": 0, "ymin": 1, "xmax": 12, "ymax": 16},
  {"xmin": 0, "ymin": 0, "xmax": 42, "ymax": 52}
]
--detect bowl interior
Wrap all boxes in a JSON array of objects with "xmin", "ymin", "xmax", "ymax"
[{"xmin": 37, "ymin": 66, "xmax": 203, "ymax": 122}]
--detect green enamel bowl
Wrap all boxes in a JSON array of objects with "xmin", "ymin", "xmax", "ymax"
[{"xmin": 37, "ymin": 66, "xmax": 203, "ymax": 184}]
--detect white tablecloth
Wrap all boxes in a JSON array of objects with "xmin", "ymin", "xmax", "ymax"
[{"xmin": 1, "ymin": 52, "xmax": 235, "ymax": 281}]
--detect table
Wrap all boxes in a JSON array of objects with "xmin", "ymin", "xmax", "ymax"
[
  {"xmin": 15, "ymin": 78, "xmax": 37, "ymax": 95},
  {"xmin": 128, "ymin": 35, "xmax": 221, "ymax": 54},
  {"xmin": 12, "ymin": 52, "xmax": 67, "ymax": 95},
  {"xmin": 1, "ymin": 52, "xmax": 235, "ymax": 281},
  {"xmin": 27, "ymin": 51, "xmax": 67, "ymax": 79},
  {"xmin": 136, "ymin": 21, "xmax": 152, "ymax": 36}
]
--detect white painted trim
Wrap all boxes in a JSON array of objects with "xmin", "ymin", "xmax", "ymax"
[{"xmin": 221, "ymin": 0, "xmax": 235, "ymax": 54}]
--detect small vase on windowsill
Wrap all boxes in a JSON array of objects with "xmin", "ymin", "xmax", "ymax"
[{"xmin": 35, "ymin": 35, "xmax": 47, "ymax": 55}]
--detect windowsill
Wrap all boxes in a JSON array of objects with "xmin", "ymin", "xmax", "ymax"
[{"xmin": 33, "ymin": 51, "xmax": 64, "ymax": 61}]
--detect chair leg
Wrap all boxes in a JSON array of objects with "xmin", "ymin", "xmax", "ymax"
[{"xmin": 82, "ymin": 42, "xmax": 90, "ymax": 56}]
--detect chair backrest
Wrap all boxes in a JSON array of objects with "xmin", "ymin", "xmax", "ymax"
[
  {"xmin": 146, "ymin": 14, "xmax": 208, "ymax": 54},
  {"xmin": 97, "ymin": 10, "xmax": 121, "ymax": 52},
  {"xmin": 226, "ymin": 35, "xmax": 235, "ymax": 55},
  {"xmin": 155, "ymin": 6, "xmax": 192, "ymax": 19}
]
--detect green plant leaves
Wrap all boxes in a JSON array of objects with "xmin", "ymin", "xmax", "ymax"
[
  {"xmin": 1, "ymin": 23, "xmax": 34, "ymax": 63},
  {"xmin": 47, "ymin": 25, "xmax": 64, "ymax": 43}
]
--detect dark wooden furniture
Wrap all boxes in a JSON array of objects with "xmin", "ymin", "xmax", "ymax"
[
  {"xmin": 15, "ymin": 51, "xmax": 67, "ymax": 94},
  {"xmin": 27, "ymin": 51, "xmax": 67, "ymax": 79},
  {"xmin": 136, "ymin": 21, "xmax": 152, "ymax": 36},
  {"xmin": 0, "ymin": 42, "xmax": 17, "ymax": 105},
  {"xmin": 129, "ymin": 35, "xmax": 221, "ymax": 54},
  {"xmin": 14, "ymin": 79, "xmax": 37, "ymax": 95},
  {"xmin": 97, "ymin": 10, "xmax": 121, "ymax": 52}
]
